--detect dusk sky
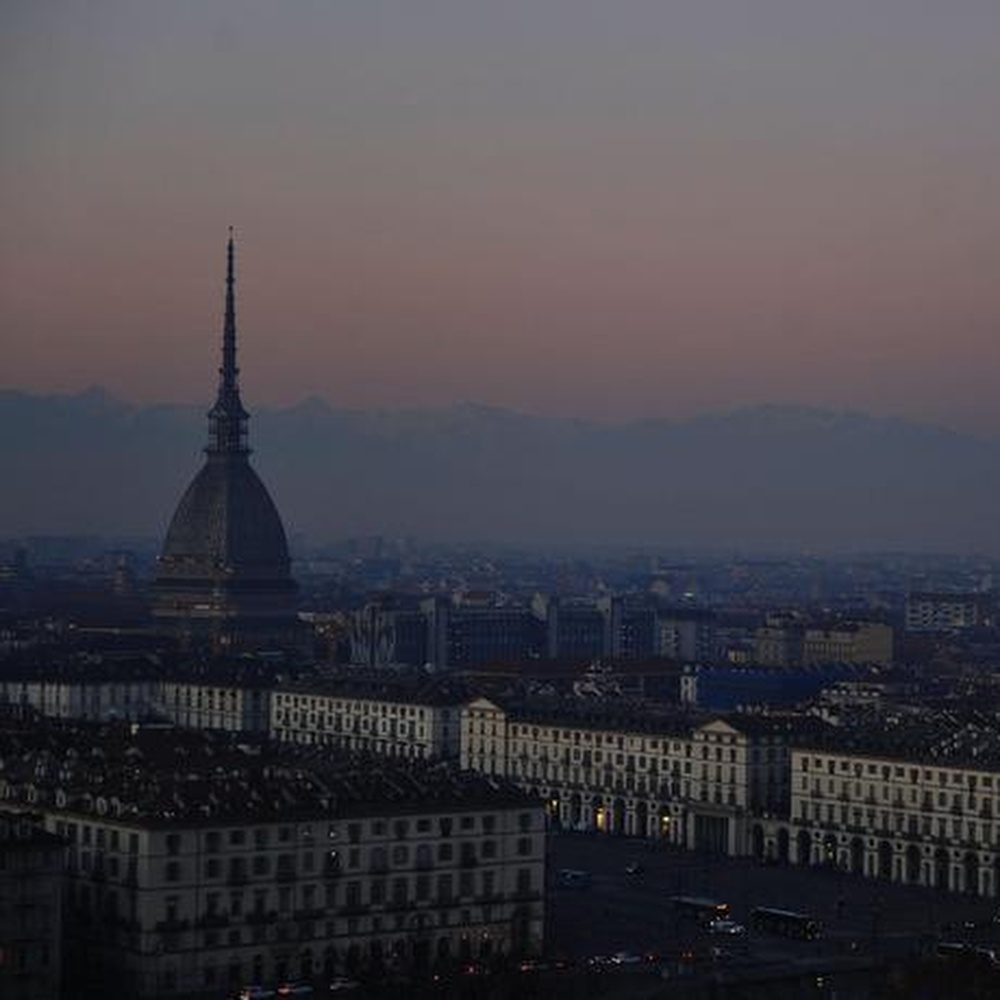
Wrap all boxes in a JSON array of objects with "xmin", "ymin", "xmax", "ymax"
[{"xmin": 3, "ymin": 1, "xmax": 1000, "ymax": 431}]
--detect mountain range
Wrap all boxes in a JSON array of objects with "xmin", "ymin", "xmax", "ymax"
[{"xmin": 3, "ymin": 387, "xmax": 999, "ymax": 555}]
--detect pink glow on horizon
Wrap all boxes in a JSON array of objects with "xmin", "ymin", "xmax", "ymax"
[{"xmin": 3, "ymin": 1, "xmax": 1000, "ymax": 432}]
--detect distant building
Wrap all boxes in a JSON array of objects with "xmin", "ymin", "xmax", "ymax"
[
  {"xmin": 597, "ymin": 595, "xmax": 657, "ymax": 660},
  {"xmin": 905, "ymin": 591, "xmax": 995, "ymax": 633},
  {"xmin": 532, "ymin": 595, "xmax": 605, "ymax": 661},
  {"xmin": 348, "ymin": 598, "xmax": 429, "ymax": 669},
  {"xmin": 0, "ymin": 660, "xmax": 273, "ymax": 733},
  {"xmin": 271, "ymin": 677, "xmax": 468, "ymax": 759},
  {"xmin": 657, "ymin": 609, "xmax": 717, "ymax": 663},
  {"xmin": 801, "ymin": 621, "xmax": 893, "ymax": 667},
  {"xmin": 753, "ymin": 613, "xmax": 805, "ymax": 667},
  {"xmin": 153, "ymin": 235, "xmax": 298, "ymax": 649}
]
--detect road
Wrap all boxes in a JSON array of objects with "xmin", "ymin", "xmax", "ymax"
[{"xmin": 546, "ymin": 831, "xmax": 999, "ymax": 971}]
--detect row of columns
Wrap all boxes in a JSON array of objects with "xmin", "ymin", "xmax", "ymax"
[{"xmin": 758, "ymin": 825, "xmax": 999, "ymax": 897}]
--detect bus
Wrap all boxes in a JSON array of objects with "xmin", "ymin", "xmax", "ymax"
[
  {"xmin": 750, "ymin": 907, "xmax": 822, "ymax": 940},
  {"xmin": 935, "ymin": 942, "xmax": 998, "ymax": 968},
  {"xmin": 669, "ymin": 896, "xmax": 731, "ymax": 923}
]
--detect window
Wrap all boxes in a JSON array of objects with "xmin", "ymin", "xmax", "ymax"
[
  {"xmin": 345, "ymin": 882, "xmax": 361, "ymax": 908},
  {"xmin": 437, "ymin": 874, "xmax": 453, "ymax": 902},
  {"xmin": 392, "ymin": 878, "xmax": 408, "ymax": 905},
  {"xmin": 438, "ymin": 843, "xmax": 453, "ymax": 863},
  {"xmin": 517, "ymin": 837, "xmax": 532, "ymax": 857}
]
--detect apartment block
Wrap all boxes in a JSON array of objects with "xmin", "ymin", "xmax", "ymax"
[
  {"xmin": 270, "ymin": 678, "xmax": 467, "ymax": 759},
  {"xmin": 0, "ymin": 719, "xmax": 546, "ymax": 998},
  {"xmin": 0, "ymin": 810, "xmax": 65, "ymax": 1000},
  {"xmin": 460, "ymin": 698, "xmax": 793, "ymax": 855}
]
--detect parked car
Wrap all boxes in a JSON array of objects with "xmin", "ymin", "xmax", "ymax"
[
  {"xmin": 277, "ymin": 984, "xmax": 313, "ymax": 997},
  {"xmin": 708, "ymin": 918, "xmax": 746, "ymax": 936},
  {"xmin": 328, "ymin": 979, "xmax": 360, "ymax": 994},
  {"xmin": 237, "ymin": 987, "xmax": 275, "ymax": 1000},
  {"xmin": 556, "ymin": 868, "xmax": 591, "ymax": 888}
]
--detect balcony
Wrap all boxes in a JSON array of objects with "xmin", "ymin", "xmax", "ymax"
[
  {"xmin": 275, "ymin": 868, "xmax": 298, "ymax": 883},
  {"xmin": 246, "ymin": 910, "xmax": 277, "ymax": 926},
  {"xmin": 197, "ymin": 913, "xmax": 230, "ymax": 929},
  {"xmin": 510, "ymin": 890, "xmax": 542, "ymax": 903},
  {"xmin": 154, "ymin": 918, "xmax": 190, "ymax": 933}
]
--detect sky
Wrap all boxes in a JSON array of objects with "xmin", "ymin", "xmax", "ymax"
[{"xmin": 3, "ymin": 1, "xmax": 1000, "ymax": 431}]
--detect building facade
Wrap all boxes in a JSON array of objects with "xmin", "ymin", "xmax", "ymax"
[
  {"xmin": 460, "ymin": 699, "xmax": 792, "ymax": 855},
  {"xmin": 0, "ymin": 722, "xmax": 545, "ymax": 998},
  {"xmin": 270, "ymin": 680, "xmax": 466, "ymax": 759},
  {"xmin": 0, "ymin": 810, "xmax": 65, "ymax": 1000},
  {"xmin": 780, "ymin": 741, "xmax": 1000, "ymax": 897}
]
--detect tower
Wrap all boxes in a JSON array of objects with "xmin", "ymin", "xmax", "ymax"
[{"xmin": 153, "ymin": 233, "xmax": 298, "ymax": 647}]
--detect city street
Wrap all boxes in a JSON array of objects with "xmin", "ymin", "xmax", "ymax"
[{"xmin": 546, "ymin": 831, "xmax": 1000, "ymax": 974}]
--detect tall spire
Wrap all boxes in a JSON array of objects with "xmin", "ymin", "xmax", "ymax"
[{"xmin": 208, "ymin": 228, "xmax": 250, "ymax": 454}]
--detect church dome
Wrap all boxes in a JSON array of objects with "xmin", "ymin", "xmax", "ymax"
[
  {"xmin": 159, "ymin": 453, "xmax": 290, "ymax": 572},
  {"xmin": 153, "ymin": 233, "xmax": 298, "ymax": 644}
]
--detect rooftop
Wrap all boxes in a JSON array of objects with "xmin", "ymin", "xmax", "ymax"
[{"xmin": 0, "ymin": 715, "xmax": 536, "ymax": 828}]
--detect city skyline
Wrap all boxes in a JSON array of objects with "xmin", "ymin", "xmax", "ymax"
[{"xmin": 3, "ymin": 2, "xmax": 1000, "ymax": 433}]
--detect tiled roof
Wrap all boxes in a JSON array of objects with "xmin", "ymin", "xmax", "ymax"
[{"xmin": 0, "ymin": 716, "xmax": 534, "ymax": 827}]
